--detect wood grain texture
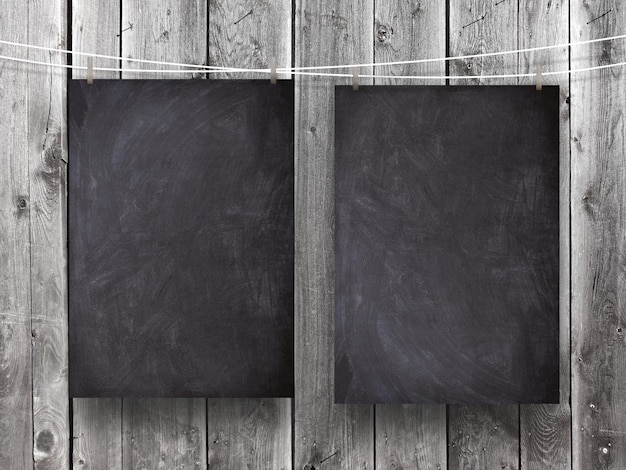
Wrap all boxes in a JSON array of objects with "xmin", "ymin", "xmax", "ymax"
[
  {"xmin": 449, "ymin": 0, "xmax": 518, "ymax": 84},
  {"xmin": 122, "ymin": 399, "xmax": 207, "ymax": 469},
  {"xmin": 207, "ymin": 399, "xmax": 291, "ymax": 469},
  {"xmin": 209, "ymin": 0, "xmax": 292, "ymax": 79},
  {"xmin": 121, "ymin": 0, "xmax": 207, "ymax": 78},
  {"xmin": 449, "ymin": 405, "xmax": 519, "ymax": 470},
  {"xmin": 373, "ymin": 2, "xmax": 447, "ymax": 466},
  {"xmin": 376, "ymin": 405, "xmax": 446, "ymax": 470},
  {"xmin": 71, "ymin": 0, "xmax": 120, "ymax": 79},
  {"xmin": 2, "ymin": 0, "xmax": 625, "ymax": 467},
  {"xmin": 0, "ymin": 8, "xmax": 32, "ymax": 465},
  {"xmin": 294, "ymin": 0, "xmax": 374, "ymax": 468},
  {"xmin": 571, "ymin": 2, "xmax": 626, "ymax": 469},
  {"xmin": 71, "ymin": 3, "xmax": 122, "ymax": 467},
  {"xmin": 374, "ymin": 0, "xmax": 446, "ymax": 84},
  {"xmin": 28, "ymin": 0, "xmax": 70, "ymax": 468},
  {"xmin": 207, "ymin": 2, "xmax": 293, "ymax": 468},
  {"xmin": 448, "ymin": 0, "xmax": 521, "ymax": 466},
  {"xmin": 72, "ymin": 399, "xmax": 122, "ymax": 470},
  {"xmin": 518, "ymin": 1, "xmax": 572, "ymax": 468}
]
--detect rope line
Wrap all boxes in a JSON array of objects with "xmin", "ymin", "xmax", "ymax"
[
  {"xmin": 0, "ymin": 33, "xmax": 624, "ymax": 78},
  {"xmin": 1, "ymin": 53, "xmax": 624, "ymax": 79}
]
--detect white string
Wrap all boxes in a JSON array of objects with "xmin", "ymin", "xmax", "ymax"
[
  {"xmin": 0, "ymin": 33, "xmax": 624, "ymax": 73},
  {"xmin": 285, "ymin": 33, "xmax": 626, "ymax": 71},
  {"xmin": 0, "ymin": 55, "xmax": 247, "ymax": 74},
  {"xmin": 2, "ymin": 52, "xmax": 624, "ymax": 79},
  {"xmin": 0, "ymin": 39, "xmax": 239, "ymax": 71},
  {"xmin": 289, "ymin": 61, "xmax": 626, "ymax": 79}
]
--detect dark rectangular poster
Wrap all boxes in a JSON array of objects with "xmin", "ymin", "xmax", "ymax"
[
  {"xmin": 335, "ymin": 86, "xmax": 560, "ymax": 404},
  {"xmin": 69, "ymin": 80, "xmax": 294, "ymax": 397}
]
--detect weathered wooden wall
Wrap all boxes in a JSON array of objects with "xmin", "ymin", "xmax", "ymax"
[{"xmin": 0, "ymin": 0, "xmax": 624, "ymax": 468}]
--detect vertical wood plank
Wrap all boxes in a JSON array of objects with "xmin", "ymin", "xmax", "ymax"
[
  {"xmin": 448, "ymin": 1, "xmax": 520, "ymax": 469},
  {"xmin": 209, "ymin": 0, "xmax": 292, "ymax": 79},
  {"xmin": 28, "ymin": 0, "xmax": 70, "ymax": 467},
  {"xmin": 518, "ymin": 1, "xmax": 572, "ymax": 468},
  {"xmin": 373, "ymin": 2, "xmax": 447, "ymax": 468},
  {"xmin": 123, "ymin": 399, "xmax": 206, "ymax": 469},
  {"xmin": 0, "ymin": 7, "xmax": 32, "ymax": 467},
  {"xmin": 73, "ymin": 399, "xmax": 122, "ymax": 470},
  {"xmin": 71, "ymin": 3, "xmax": 123, "ymax": 469},
  {"xmin": 208, "ymin": 399, "xmax": 291, "ymax": 469},
  {"xmin": 71, "ymin": 0, "xmax": 120, "ymax": 79},
  {"xmin": 449, "ymin": 0, "xmax": 518, "ymax": 84},
  {"xmin": 571, "ymin": 2, "xmax": 626, "ymax": 469},
  {"xmin": 70, "ymin": 2, "xmax": 122, "ymax": 468},
  {"xmin": 449, "ymin": 405, "xmax": 519, "ymax": 470},
  {"xmin": 119, "ymin": 2, "xmax": 208, "ymax": 468},
  {"xmin": 376, "ymin": 405, "xmax": 446, "ymax": 470},
  {"xmin": 207, "ymin": 1, "xmax": 293, "ymax": 468},
  {"xmin": 374, "ymin": 0, "xmax": 446, "ymax": 83},
  {"xmin": 121, "ymin": 0, "xmax": 207, "ymax": 79},
  {"xmin": 294, "ymin": 0, "xmax": 374, "ymax": 468}
]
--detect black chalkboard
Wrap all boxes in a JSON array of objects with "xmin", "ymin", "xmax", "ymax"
[
  {"xmin": 334, "ymin": 86, "xmax": 560, "ymax": 404},
  {"xmin": 69, "ymin": 80, "xmax": 294, "ymax": 397}
]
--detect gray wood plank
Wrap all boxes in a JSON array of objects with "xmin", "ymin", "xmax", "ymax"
[
  {"xmin": 122, "ymin": 399, "xmax": 206, "ymax": 469},
  {"xmin": 70, "ymin": 4, "xmax": 122, "ymax": 468},
  {"xmin": 71, "ymin": 0, "xmax": 120, "ymax": 79},
  {"xmin": 73, "ymin": 399, "xmax": 122, "ymax": 470},
  {"xmin": 449, "ymin": 405, "xmax": 519, "ymax": 470},
  {"xmin": 206, "ymin": 2, "xmax": 293, "ymax": 468},
  {"xmin": 373, "ymin": 1, "xmax": 447, "ymax": 467},
  {"xmin": 521, "ymin": 404, "xmax": 571, "ymax": 470},
  {"xmin": 208, "ymin": 399, "xmax": 291, "ymax": 469},
  {"xmin": 294, "ymin": 0, "xmax": 374, "ymax": 468},
  {"xmin": 0, "ymin": 10, "xmax": 33, "ymax": 466},
  {"xmin": 571, "ymin": 3, "xmax": 626, "ymax": 470},
  {"xmin": 448, "ymin": 2, "xmax": 520, "ymax": 468},
  {"xmin": 376, "ymin": 405, "xmax": 446, "ymax": 470},
  {"xmin": 121, "ymin": 0, "xmax": 207, "ymax": 79},
  {"xmin": 518, "ymin": 1, "xmax": 572, "ymax": 468},
  {"xmin": 449, "ymin": 0, "xmax": 518, "ymax": 85},
  {"xmin": 374, "ymin": 0, "xmax": 446, "ymax": 84},
  {"xmin": 209, "ymin": 0, "xmax": 292, "ymax": 79},
  {"xmin": 28, "ymin": 0, "xmax": 70, "ymax": 468},
  {"xmin": 118, "ymin": 2, "xmax": 208, "ymax": 467}
]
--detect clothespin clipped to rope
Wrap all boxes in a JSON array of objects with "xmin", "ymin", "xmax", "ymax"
[
  {"xmin": 87, "ymin": 57, "xmax": 94, "ymax": 85},
  {"xmin": 535, "ymin": 64, "xmax": 542, "ymax": 91},
  {"xmin": 352, "ymin": 67, "xmax": 359, "ymax": 91},
  {"xmin": 270, "ymin": 57, "xmax": 277, "ymax": 85}
]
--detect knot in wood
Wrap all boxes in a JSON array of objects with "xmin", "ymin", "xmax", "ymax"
[
  {"xmin": 35, "ymin": 429, "xmax": 55, "ymax": 453},
  {"xmin": 377, "ymin": 24, "xmax": 391, "ymax": 43}
]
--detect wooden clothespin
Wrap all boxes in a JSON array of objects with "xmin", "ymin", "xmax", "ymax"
[
  {"xmin": 270, "ymin": 57, "xmax": 277, "ymax": 85},
  {"xmin": 352, "ymin": 67, "xmax": 359, "ymax": 91},
  {"xmin": 535, "ymin": 64, "xmax": 542, "ymax": 91},
  {"xmin": 87, "ymin": 57, "xmax": 94, "ymax": 85}
]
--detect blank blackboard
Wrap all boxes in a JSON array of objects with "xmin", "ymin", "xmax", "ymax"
[
  {"xmin": 335, "ymin": 86, "xmax": 560, "ymax": 404},
  {"xmin": 69, "ymin": 80, "xmax": 294, "ymax": 397}
]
